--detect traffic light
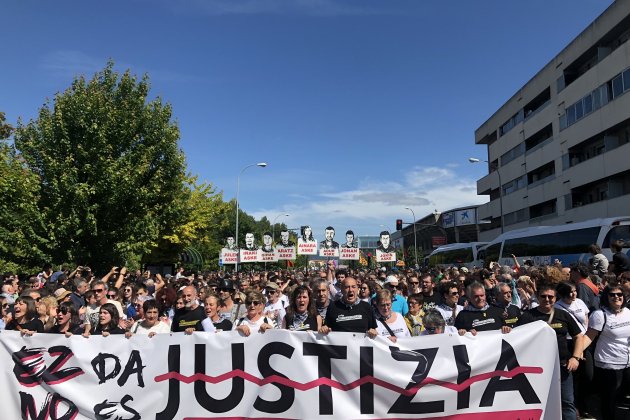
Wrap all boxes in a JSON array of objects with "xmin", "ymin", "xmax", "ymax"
[{"xmin": 396, "ymin": 219, "xmax": 403, "ymax": 231}]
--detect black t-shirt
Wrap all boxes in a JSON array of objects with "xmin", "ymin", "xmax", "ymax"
[
  {"xmin": 213, "ymin": 318, "xmax": 233, "ymax": 331},
  {"xmin": 517, "ymin": 308, "xmax": 581, "ymax": 362},
  {"xmin": 491, "ymin": 303, "xmax": 522, "ymax": 327},
  {"xmin": 454, "ymin": 306, "xmax": 506, "ymax": 332},
  {"xmin": 612, "ymin": 251, "xmax": 630, "ymax": 276},
  {"xmin": 284, "ymin": 314, "xmax": 319, "ymax": 331},
  {"xmin": 421, "ymin": 293, "xmax": 442, "ymax": 312},
  {"xmin": 49, "ymin": 323, "xmax": 84, "ymax": 335},
  {"xmin": 92, "ymin": 325, "xmax": 126, "ymax": 335},
  {"xmin": 6, "ymin": 318, "xmax": 44, "ymax": 333},
  {"xmin": 324, "ymin": 300, "xmax": 377, "ymax": 333},
  {"xmin": 171, "ymin": 306, "xmax": 206, "ymax": 332}
]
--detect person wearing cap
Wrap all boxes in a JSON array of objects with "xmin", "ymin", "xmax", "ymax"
[
  {"xmin": 263, "ymin": 282, "xmax": 286, "ymax": 328},
  {"xmin": 319, "ymin": 277, "xmax": 377, "ymax": 337},
  {"xmin": 218, "ymin": 279, "xmax": 246, "ymax": 323},
  {"xmin": 383, "ymin": 275, "xmax": 409, "ymax": 316}
]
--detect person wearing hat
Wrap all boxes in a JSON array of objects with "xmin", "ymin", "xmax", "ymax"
[
  {"xmin": 383, "ymin": 275, "xmax": 408, "ymax": 316},
  {"xmin": 218, "ymin": 279, "xmax": 246, "ymax": 323},
  {"xmin": 54, "ymin": 288, "xmax": 73, "ymax": 304}
]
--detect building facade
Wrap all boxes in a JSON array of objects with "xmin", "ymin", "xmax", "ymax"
[{"xmin": 475, "ymin": 1, "xmax": 630, "ymax": 241}]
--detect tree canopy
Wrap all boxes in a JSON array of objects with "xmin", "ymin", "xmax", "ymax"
[{"xmin": 2, "ymin": 62, "xmax": 283, "ymax": 273}]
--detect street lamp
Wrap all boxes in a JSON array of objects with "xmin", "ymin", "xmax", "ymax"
[
  {"xmin": 235, "ymin": 162, "xmax": 267, "ymax": 272},
  {"xmin": 469, "ymin": 157, "xmax": 503, "ymax": 233},
  {"xmin": 404, "ymin": 207, "xmax": 418, "ymax": 268},
  {"xmin": 272, "ymin": 213, "xmax": 290, "ymax": 242}
]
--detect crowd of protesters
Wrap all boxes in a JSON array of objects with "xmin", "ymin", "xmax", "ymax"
[{"xmin": 1, "ymin": 241, "xmax": 629, "ymax": 419}]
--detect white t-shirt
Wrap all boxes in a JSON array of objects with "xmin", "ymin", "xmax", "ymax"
[
  {"xmin": 233, "ymin": 316, "xmax": 276, "ymax": 334},
  {"xmin": 554, "ymin": 298, "xmax": 589, "ymax": 333},
  {"xmin": 589, "ymin": 307, "xmax": 630, "ymax": 369},
  {"xmin": 435, "ymin": 303, "xmax": 463, "ymax": 326},
  {"xmin": 131, "ymin": 320, "xmax": 170, "ymax": 335},
  {"xmin": 264, "ymin": 300, "xmax": 286, "ymax": 328},
  {"xmin": 376, "ymin": 313, "xmax": 411, "ymax": 338}
]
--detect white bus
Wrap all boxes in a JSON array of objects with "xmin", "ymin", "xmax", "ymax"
[
  {"xmin": 426, "ymin": 242, "xmax": 488, "ymax": 269},
  {"xmin": 479, "ymin": 217, "xmax": 630, "ymax": 267}
]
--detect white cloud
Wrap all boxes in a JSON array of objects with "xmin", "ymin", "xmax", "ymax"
[{"xmin": 250, "ymin": 165, "xmax": 487, "ymax": 236}]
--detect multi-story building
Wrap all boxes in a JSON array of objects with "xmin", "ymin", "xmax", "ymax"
[{"xmin": 474, "ymin": 1, "xmax": 630, "ymax": 241}]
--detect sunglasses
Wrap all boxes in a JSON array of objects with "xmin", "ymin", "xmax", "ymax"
[
  {"xmin": 608, "ymin": 292, "xmax": 623, "ymax": 298},
  {"xmin": 539, "ymin": 294, "xmax": 555, "ymax": 300},
  {"xmin": 409, "ymin": 281, "xmax": 419, "ymax": 285},
  {"xmin": 246, "ymin": 301, "xmax": 261, "ymax": 306},
  {"xmin": 124, "ymin": 289, "xmax": 132, "ymax": 292},
  {"xmin": 93, "ymin": 289, "xmax": 104, "ymax": 293},
  {"xmin": 425, "ymin": 326, "xmax": 439, "ymax": 334},
  {"xmin": 449, "ymin": 291, "xmax": 460, "ymax": 296},
  {"xmin": 107, "ymin": 293, "xmax": 117, "ymax": 298},
  {"xmin": 2, "ymin": 303, "xmax": 9, "ymax": 309},
  {"xmin": 59, "ymin": 307, "xmax": 69, "ymax": 315}
]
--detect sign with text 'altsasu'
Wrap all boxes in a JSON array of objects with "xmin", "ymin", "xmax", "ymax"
[{"xmin": 0, "ymin": 321, "xmax": 560, "ymax": 419}]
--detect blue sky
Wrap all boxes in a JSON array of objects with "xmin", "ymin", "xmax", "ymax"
[{"xmin": 1, "ymin": 0, "xmax": 612, "ymax": 240}]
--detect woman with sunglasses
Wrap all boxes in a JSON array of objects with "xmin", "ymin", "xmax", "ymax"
[
  {"xmin": 50, "ymin": 302, "xmax": 83, "ymax": 336},
  {"xmin": 282, "ymin": 285, "xmax": 321, "ymax": 331},
  {"xmin": 373, "ymin": 289, "xmax": 410, "ymax": 343},
  {"xmin": 581, "ymin": 283, "xmax": 630, "ymax": 419},
  {"xmin": 1, "ymin": 296, "xmax": 10, "ymax": 330},
  {"xmin": 91, "ymin": 303, "xmax": 125, "ymax": 336},
  {"xmin": 120, "ymin": 284, "xmax": 137, "ymax": 317},
  {"xmin": 233, "ymin": 291, "xmax": 274, "ymax": 336},
  {"xmin": 5, "ymin": 296, "xmax": 44, "ymax": 335}
]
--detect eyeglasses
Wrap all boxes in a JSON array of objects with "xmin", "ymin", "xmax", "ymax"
[
  {"xmin": 608, "ymin": 292, "xmax": 624, "ymax": 298},
  {"xmin": 409, "ymin": 281, "xmax": 419, "ymax": 285},
  {"xmin": 1, "ymin": 303, "xmax": 9, "ymax": 309},
  {"xmin": 246, "ymin": 301, "xmax": 261, "ymax": 306},
  {"xmin": 449, "ymin": 291, "xmax": 459, "ymax": 296},
  {"xmin": 124, "ymin": 289, "xmax": 132, "ymax": 292},
  {"xmin": 539, "ymin": 294, "xmax": 555, "ymax": 300},
  {"xmin": 107, "ymin": 293, "xmax": 117, "ymax": 298},
  {"xmin": 425, "ymin": 326, "xmax": 439, "ymax": 334},
  {"xmin": 59, "ymin": 307, "xmax": 69, "ymax": 315},
  {"xmin": 93, "ymin": 289, "xmax": 104, "ymax": 293}
]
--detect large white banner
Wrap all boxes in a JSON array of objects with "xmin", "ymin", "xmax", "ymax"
[{"xmin": 0, "ymin": 321, "xmax": 560, "ymax": 419}]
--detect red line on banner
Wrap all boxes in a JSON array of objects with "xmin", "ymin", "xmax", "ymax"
[
  {"xmin": 182, "ymin": 409, "xmax": 542, "ymax": 420},
  {"xmin": 155, "ymin": 366, "xmax": 542, "ymax": 396}
]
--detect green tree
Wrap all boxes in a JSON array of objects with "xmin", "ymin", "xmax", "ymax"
[
  {"xmin": 0, "ymin": 112, "xmax": 49, "ymax": 272},
  {"xmin": 14, "ymin": 62, "xmax": 188, "ymax": 272}
]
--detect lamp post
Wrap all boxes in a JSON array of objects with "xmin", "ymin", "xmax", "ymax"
[
  {"xmin": 235, "ymin": 162, "xmax": 267, "ymax": 272},
  {"xmin": 469, "ymin": 157, "xmax": 503, "ymax": 233},
  {"xmin": 404, "ymin": 207, "xmax": 418, "ymax": 268},
  {"xmin": 272, "ymin": 213, "xmax": 290, "ymax": 242}
]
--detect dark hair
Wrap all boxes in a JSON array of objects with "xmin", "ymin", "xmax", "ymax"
[
  {"xmin": 286, "ymin": 285, "xmax": 317, "ymax": 320},
  {"xmin": 438, "ymin": 281, "xmax": 459, "ymax": 297},
  {"xmin": 611, "ymin": 240, "xmax": 624, "ymax": 253},
  {"xmin": 345, "ymin": 230, "xmax": 354, "ymax": 236},
  {"xmin": 588, "ymin": 244, "xmax": 602, "ymax": 254},
  {"xmin": 98, "ymin": 303, "xmax": 120, "ymax": 330},
  {"xmin": 83, "ymin": 290, "xmax": 96, "ymax": 302},
  {"xmin": 570, "ymin": 263, "xmax": 589, "ymax": 279},
  {"xmin": 537, "ymin": 283, "xmax": 556, "ymax": 297},
  {"xmin": 406, "ymin": 293, "xmax": 424, "ymax": 305},
  {"xmin": 599, "ymin": 283, "xmax": 624, "ymax": 309},
  {"xmin": 58, "ymin": 301, "xmax": 80, "ymax": 325},
  {"xmin": 15, "ymin": 296, "xmax": 38, "ymax": 321},
  {"xmin": 555, "ymin": 282, "xmax": 575, "ymax": 300},
  {"xmin": 143, "ymin": 299, "xmax": 159, "ymax": 314}
]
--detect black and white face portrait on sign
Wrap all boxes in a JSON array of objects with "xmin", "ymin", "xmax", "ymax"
[
  {"xmin": 279, "ymin": 230, "xmax": 294, "ymax": 247},
  {"xmin": 320, "ymin": 226, "xmax": 339, "ymax": 250},
  {"xmin": 377, "ymin": 230, "xmax": 393, "ymax": 252},
  {"xmin": 342, "ymin": 230, "xmax": 357, "ymax": 248},
  {"xmin": 225, "ymin": 235, "xmax": 237, "ymax": 250},
  {"xmin": 261, "ymin": 231, "xmax": 274, "ymax": 252},
  {"xmin": 244, "ymin": 232, "xmax": 258, "ymax": 250},
  {"xmin": 301, "ymin": 225, "xmax": 315, "ymax": 243}
]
